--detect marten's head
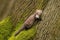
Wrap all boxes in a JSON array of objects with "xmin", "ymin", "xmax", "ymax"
[{"xmin": 34, "ymin": 9, "xmax": 42, "ymax": 19}]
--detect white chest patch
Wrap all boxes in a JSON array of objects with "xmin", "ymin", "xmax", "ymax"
[{"xmin": 36, "ymin": 15, "xmax": 39, "ymax": 18}]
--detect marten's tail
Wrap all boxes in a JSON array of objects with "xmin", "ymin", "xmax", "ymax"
[{"xmin": 14, "ymin": 26, "xmax": 25, "ymax": 36}]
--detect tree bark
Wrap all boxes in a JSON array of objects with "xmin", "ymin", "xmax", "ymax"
[{"xmin": 33, "ymin": 0, "xmax": 60, "ymax": 40}]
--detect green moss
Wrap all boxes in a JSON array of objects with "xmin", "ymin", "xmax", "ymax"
[
  {"xmin": 15, "ymin": 27, "xmax": 36, "ymax": 40},
  {"xmin": 0, "ymin": 17, "xmax": 13, "ymax": 40},
  {"xmin": 0, "ymin": 35, "xmax": 4, "ymax": 40}
]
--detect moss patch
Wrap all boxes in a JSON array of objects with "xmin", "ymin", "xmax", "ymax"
[{"xmin": 0, "ymin": 17, "xmax": 13, "ymax": 40}]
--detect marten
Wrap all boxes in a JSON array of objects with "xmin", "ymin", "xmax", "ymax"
[{"xmin": 14, "ymin": 9, "xmax": 42, "ymax": 36}]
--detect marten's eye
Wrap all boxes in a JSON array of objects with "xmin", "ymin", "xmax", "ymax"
[{"xmin": 35, "ymin": 15, "xmax": 39, "ymax": 18}]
